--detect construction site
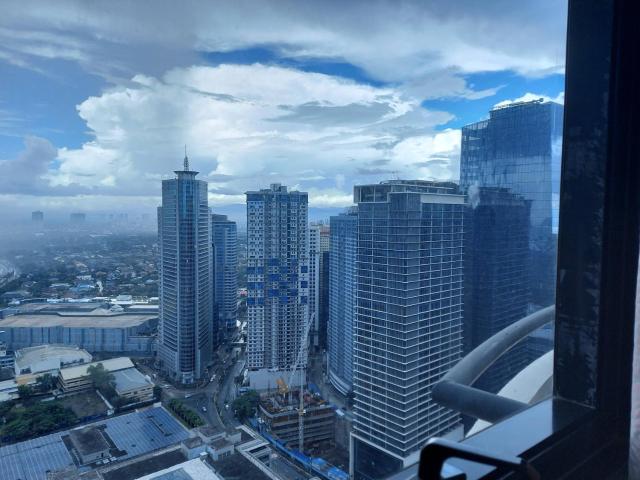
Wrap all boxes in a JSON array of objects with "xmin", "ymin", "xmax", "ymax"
[{"xmin": 258, "ymin": 387, "xmax": 335, "ymax": 450}]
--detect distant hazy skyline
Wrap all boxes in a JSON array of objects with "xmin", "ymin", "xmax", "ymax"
[{"xmin": 0, "ymin": 0, "xmax": 566, "ymax": 225}]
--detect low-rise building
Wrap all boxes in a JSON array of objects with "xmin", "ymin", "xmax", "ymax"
[
  {"xmin": 13, "ymin": 344, "xmax": 92, "ymax": 377},
  {"xmin": 112, "ymin": 367, "xmax": 154, "ymax": 403},
  {"xmin": 67, "ymin": 426, "xmax": 113, "ymax": 465},
  {"xmin": 58, "ymin": 357, "xmax": 134, "ymax": 393}
]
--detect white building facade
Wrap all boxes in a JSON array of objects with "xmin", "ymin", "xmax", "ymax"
[{"xmin": 245, "ymin": 184, "xmax": 310, "ymax": 381}]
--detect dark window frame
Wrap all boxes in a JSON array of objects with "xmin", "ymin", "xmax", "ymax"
[{"xmin": 421, "ymin": 0, "xmax": 640, "ymax": 478}]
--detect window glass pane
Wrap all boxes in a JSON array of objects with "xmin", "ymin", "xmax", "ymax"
[{"xmin": 0, "ymin": 2, "xmax": 567, "ymax": 480}]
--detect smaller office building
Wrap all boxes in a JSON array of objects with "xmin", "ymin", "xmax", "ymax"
[
  {"xmin": 112, "ymin": 367, "xmax": 154, "ymax": 403},
  {"xmin": 58, "ymin": 357, "xmax": 134, "ymax": 393}
]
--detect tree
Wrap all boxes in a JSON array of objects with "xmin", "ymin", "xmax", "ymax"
[
  {"xmin": 86, "ymin": 363, "xmax": 119, "ymax": 404},
  {"xmin": 17, "ymin": 384, "xmax": 34, "ymax": 399},
  {"xmin": 0, "ymin": 400, "xmax": 15, "ymax": 418},
  {"xmin": 167, "ymin": 399, "xmax": 204, "ymax": 428},
  {"xmin": 232, "ymin": 390, "xmax": 259, "ymax": 420},
  {"xmin": 86, "ymin": 363, "xmax": 115, "ymax": 391},
  {"xmin": 0, "ymin": 401, "xmax": 77, "ymax": 441},
  {"xmin": 35, "ymin": 373, "xmax": 56, "ymax": 393}
]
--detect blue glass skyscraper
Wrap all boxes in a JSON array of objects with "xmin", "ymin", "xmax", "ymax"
[
  {"xmin": 158, "ymin": 155, "xmax": 212, "ymax": 384},
  {"xmin": 460, "ymin": 99, "xmax": 563, "ymax": 309},
  {"xmin": 211, "ymin": 214, "xmax": 238, "ymax": 340},
  {"xmin": 351, "ymin": 181, "xmax": 465, "ymax": 480},
  {"xmin": 328, "ymin": 208, "xmax": 357, "ymax": 396},
  {"xmin": 464, "ymin": 187, "xmax": 531, "ymax": 394}
]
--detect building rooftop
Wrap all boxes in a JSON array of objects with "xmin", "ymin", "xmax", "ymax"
[
  {"xmin": 100, "ymin": 448, "xmax": 186, "ymax": 480},
  {"xmin": 113, "ymin": 367, "xmax": 152, "ymax": 393},
  {"xmin": 0, "ymin": 406, "xmax": 189, "ymax": 480},
  {"xmin": 60, "ymin": 357, "xmax": 134, "ymax": 381},
  {"xmin": 210, "ymin": 438, "xmax": 233, "ymax": 450},
  {"xmin": 182, "ymin": 436, "xmax": 204, "ymax": 449},
  {"xmin": 69, "ymin": 427, "xmax": 111, "ymax": 457},
  {"xmin": 0, "ymin": 311, "xmax": 156, "ymax": 329},
  {"xmin": 14, "ymin": 345, "xmax": 92, "ymax": 371},
  {"xmin": 136, "ymin": 458, "xmax": 222, "ymax": 480},
  {"xmin": 210, "ymin": 453, "xmax": 272, "ymax": 480}
]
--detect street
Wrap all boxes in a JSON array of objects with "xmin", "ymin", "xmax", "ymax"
[{"xmin": 151, "ymin": 348, "xmax": 246, "ymax": 431}]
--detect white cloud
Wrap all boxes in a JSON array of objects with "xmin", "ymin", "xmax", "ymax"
[
  {"xmin": 0, "ymin": 1, "xmax": 569, "ymax": 220},
  {"xmin": 0, "ymin": 1, "xmax": 567, "ymax": 88},
  {"xmin": 493, "ymin": 91, "xmax": 565, "ymax": 108},
  {"xmin": 30, "ymin": 63, "xmax": 458, "ymax": 210}
]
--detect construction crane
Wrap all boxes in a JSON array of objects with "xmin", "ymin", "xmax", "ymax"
[{"xmin": 284, "ymin": 312, "xmax": 315, "ymax": 452}]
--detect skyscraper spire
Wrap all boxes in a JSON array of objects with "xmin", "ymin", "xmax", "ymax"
[{"xmin": 183, "ymin": 144, "xmax": 189, "ymax": 171}]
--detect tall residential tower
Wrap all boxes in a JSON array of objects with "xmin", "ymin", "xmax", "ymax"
[
  {"xmin": 157, "ymin": 155, "xmax": 212, "ymax": 384},
  {"xmin": 245, "ymin": 184, "xmax": 310, "ymax": 387}
]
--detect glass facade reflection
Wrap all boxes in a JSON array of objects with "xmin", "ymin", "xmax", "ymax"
[
  {"xmin": 460, "ymin": 99, "xmax": 563, "ymax": 310},
  {"xmin": 464, "ymin": 187, "xmax": 531, "ymax": 394}
]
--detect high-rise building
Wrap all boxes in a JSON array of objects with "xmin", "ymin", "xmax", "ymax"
[
  {"xmin": 245, "ymin": 184, "xmax": 310, "ymax": 386},
  {"xmin": 351, "ymin": 181, "xmax": 465, "ymax": 479},
  {"xmin": 309, "ymin": 225, "xmax": 321, "ymax": 348},
  {"xmin": 211, "ymin": 214, "xmax": 238, "ymax": 340},
  {"xmin": 318, "ymin": 224, "xmax": 330, "ymax": 350},
  {"xmin": 157, "ymin": 155, "xmax": 212, "ymax": 384},
  {"xmin": 31, "ymin": 211, "xmax": 44, "ymax": 222},
  {"xmin": 464, "ymin": 187, "xmax": 531, "ymax": 394},
  {"xmin": 460, "ymin": 99, "xmax": 563, "ymax": 309},
  {"xmin": 328, "ymin": 209, "xmax": 357, "ymax": 396}
]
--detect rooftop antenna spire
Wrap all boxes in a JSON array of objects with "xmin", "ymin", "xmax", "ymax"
[{"xmin": 183, "ymin": 144, "xmax": 189, "ymax": 171}]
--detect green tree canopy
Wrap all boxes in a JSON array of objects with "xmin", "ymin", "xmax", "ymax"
[
  {"xmin": 17, "ymin": 384, "xmax": 33, "ymax": 399},
  {"xmin": 232, "ymin": 390, "xmax": 259, "ymax": 420},
  {"xmin": 87, "ymin": 363, "xmax": 118, "ymax": 403},
  {"xmin": 35, "ymin": 373, "xmax": 56, "ymax": 393}
]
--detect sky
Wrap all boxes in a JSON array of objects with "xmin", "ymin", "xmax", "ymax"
[{"xmin": 0, "ymin": 0, "xmax": 567, "ymax": 225}]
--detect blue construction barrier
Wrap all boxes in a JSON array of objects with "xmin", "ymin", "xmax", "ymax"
[{"xmin": 257, "ymin": 425, "xmax": 348, "ymax": 480}]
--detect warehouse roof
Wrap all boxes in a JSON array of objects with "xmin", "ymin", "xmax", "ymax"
[
  {"xmin": 0, "ymin": 311, "xmax": 155, "ymax": 328},
  {"xmin": 113, "ymin": 367, "xmax": 152, "ymax": 393}
]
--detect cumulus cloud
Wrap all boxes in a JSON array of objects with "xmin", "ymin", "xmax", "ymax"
[
  {"xmin": 0, "ymin": 136, "xmax": 57, "ymax": 194},
  {"xmin": 0, "ymin": 1, "xmax": 568, "ymax": 219},
  {"xmin": 28, "ymin": 63, "xmax": 458, "ymax": 209}
]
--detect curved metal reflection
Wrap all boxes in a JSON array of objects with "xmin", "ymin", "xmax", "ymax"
[{"xmin": 432, "ymin": 306, "xmax": 555, "ymax": 423}]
